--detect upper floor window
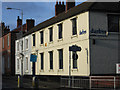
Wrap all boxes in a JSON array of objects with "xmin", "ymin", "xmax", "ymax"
[
  {"xmin": 26, "ymin": 39, "xmax": 28, "ymax": 49},
  {"xmin": 49, "ymin": 51, "xmax": 53, "ymax": 69},
  {"xmin": 17, "ymin": 42, "xmax": 19, "ymax": 51},
  {"xmin": 32, "ymin": 34, "xmax": 35, "ymax": 46},
  {"xmin": 21, "ymin": 40, "xmax": 23, "ymax": 51},
  {"xmin": 71, "ymin": 18, "xmax": 77, "ymax": 35},
  {"xmin": 58, "ymin": 49, "xmax": 63, "ymax": 69},
  {"xmin": 49, "ymin": 27, "xmax": 53, "ymax": 42},
  {"xmin": 108, "ymin": 15, "xmax": 120, "ymax": 32},
  {"xmin": 40, "ymin": 31, "xmax": 44, "ymax": 44},
  {"xmin": 58, "ymin": 23, "xmax": 63, "ymax": 39},
  {"xmin": 2, "ymin": 38, "xmax": 4, "ymax": 48},
  {"xmin": 7, "ymin": 35, "xmax": 9, "ymax": 47}
]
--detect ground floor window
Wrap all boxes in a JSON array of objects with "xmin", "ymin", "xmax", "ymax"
[
  {"xmin": 58, "ymin": 49, "xmax": 63, "ymax": 69},
  {"xmin": 49, "ymin": 51, "xmax": 53, "ymax": 69},
  {"xmin": 73, "ymin": 52, "xmax": 77, "ymax": 69},
  {"xmin": 40, "ymin": 53, "xmax": 44, "ymax": 70}
]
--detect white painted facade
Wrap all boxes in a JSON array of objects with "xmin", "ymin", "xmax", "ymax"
[
  {"xmin": 15, "ymin": 35, "xmax": 32, "ymax": 75},
  {"xmin": 15, "ymin": 10, "xmax": 120, "ymax": 76}
]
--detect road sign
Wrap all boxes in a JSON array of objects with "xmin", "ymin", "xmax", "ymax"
[
  {"xmin": 30, "ymin": 54, "xmax": 37, "ymax": 62},
  {"xmin": 69, "ymin": 45, "xmax": 81, "ymax": 52}
]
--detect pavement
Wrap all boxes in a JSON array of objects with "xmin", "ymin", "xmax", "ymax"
[{"xmin": 2, "ymin": 75, "xmax": 61, "ymax": 90}]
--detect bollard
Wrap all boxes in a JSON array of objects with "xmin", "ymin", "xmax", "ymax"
[
  {"xmin": 18, "ymin": 75, "xmax": 23, "ymax": 88},
  {"xmin": 32, "ymin": 76, "xmax": 38, "ymax": 88}
]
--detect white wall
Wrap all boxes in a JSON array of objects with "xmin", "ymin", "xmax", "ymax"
[{"xmin": 30, "ymin": 11, "xmax": 90, "ymax": 76}]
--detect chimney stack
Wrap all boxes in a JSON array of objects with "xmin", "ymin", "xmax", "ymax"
[
  {"xmin": 26, "ymin": 19, "xmax": 35, "ymax": 31},
  {"xmin": 66, "ymin": 0, "xmax": 75, "ymax": 11},
  {"xmin": 17, "ymin": 16, "xmax": 22, "ymax": 27},
  {"xmin": 55, "ymin": 0, "xmax": 65, "ymax": 16}
]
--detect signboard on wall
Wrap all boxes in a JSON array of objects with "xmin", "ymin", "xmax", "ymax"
[
  {"xmin": 30, "ymin": 54, "xmax": 37, "ymax": 62},
  {"xmin": 116, "ymin": 64, "xmax": 120, "ymax": 74},
  {"xmin": 90, "ymin": 28, "xmax": 107, "ymax": 36}
]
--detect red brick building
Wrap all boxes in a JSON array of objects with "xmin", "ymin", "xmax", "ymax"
[{"xmin": 2, "ymin": 16, "xmax": 35, "ymax": 75}]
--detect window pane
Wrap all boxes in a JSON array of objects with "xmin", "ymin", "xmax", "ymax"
[
  {"xmin": 72, "ymin": 18, "xmax": 77, "ymax": 35},
  {"xmin": 26, "ymin": 57, "xmax": 28, "ymax": 70},
  {"xmin": 17, "ymin": 42, "xmax": 19, "ymax": 51},
  {"xmin": 26, "ymin": 39, "xmax": 28, "ymax": 49},
  {"xmin": 33, "ymin": 34, "xmax": 35, "ymax": 46},
  {"xmin": 58, "ymin": 49, "xmax": 63, "ymax": 69},
  {"xmin": 21, "ymin": 40, "xmax": 23, "ymax": 50},
  {"xmin": 40, "ymin": 53, "xmax": 44, "ymax": 70},
  {"xmin": 58, "ymin": 24, "xmax": 62, "ymax": 39},
  {"xmin": 108, "ymin": 15, "xmax": 119, "ymax": 32},
  {"xmin": 49, "ymin": 51, "xmax": 53, "ymax": 69},
  {"xmin": 17, "ymin": 59, "xmax": 19, "ymax": 70},
  {"xmin": 49, "ymin": 27, "xmax": 53, "ymax": 42},
  {"xmin": 73, "ymin": 52, "xmax": 77, "ymax": 69},
  {"xmin": 40, "ymin": 31, "xmax": 44, "ymax": 44}
]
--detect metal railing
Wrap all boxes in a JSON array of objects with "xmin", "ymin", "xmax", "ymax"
[{"xmin": 61, "ymin": 76, "xmax": 120, "ymax": 89}]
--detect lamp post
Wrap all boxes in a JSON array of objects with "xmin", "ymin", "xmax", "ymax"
[{"xmin": 6, "ymin": 7, "xmax": 23, "ymax": 88}]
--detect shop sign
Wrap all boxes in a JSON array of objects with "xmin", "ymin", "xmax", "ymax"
[
  {"xmin": 90, "ymin": 28, "xmax": 107, "ymax": 36},
  {"xmin": 79, "ymin": 29, "xmax": 86, "ymax": 35}
]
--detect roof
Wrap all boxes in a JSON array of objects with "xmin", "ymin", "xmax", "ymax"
[{"xmin": 23, "ymin": 2, "xmax": 120, "ymax": 37}]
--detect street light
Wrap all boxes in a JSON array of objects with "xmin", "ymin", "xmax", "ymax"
[{"xmin": 6, "ymin": 6, "xmax": 23, "ymax": 88}]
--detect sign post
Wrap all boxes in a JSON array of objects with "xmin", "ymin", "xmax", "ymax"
[
  {"xmin": 30, "ymin": 54, "xmax": 38, "ymax": 88},
  {"xmin": 69, "ymin": 45, "xmax": 81, "ymax": 87}
]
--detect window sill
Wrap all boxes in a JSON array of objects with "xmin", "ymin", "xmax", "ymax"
[
  {"xmin": 57, "ymin": 38, "xmax": 63, "ymax": 42},
  {"xmin": 71, "ymin": 69, "xmax": 78, "ymax": 72},
  {"xmin": 26, "ymin": 48, "xmax": 28, "ymax": 51},
  {"xmin": 25, "ymin": 70, "xmax": 29, "ymax": 73},
  {"xmin": 49, "ymin": 41, "xmax": 53, "ymax": 44},
  {"xmin": 71, "ymin": 34, "xmax": 78, "ymax": 39},
  {"xmin": 40, "ymin": 44, "xmax": 44, "ymax": 47},
  {"xmin": 40, "ymin": 69, "xmax": 44, "ymax": 72},
  {"xmin": 32, "ymin": 46, "xmax": 36, "ymax": 48},
  {"xmin": 17, "ymin": 70, "xmax": 20, "ymax": 73},
  {"xmin": 49, "ymin": 69, "xmax": 54, "ymax": 72},
  {"xmin": 58, "ymin": 69, "xmax": 64, "ymax": 72}
]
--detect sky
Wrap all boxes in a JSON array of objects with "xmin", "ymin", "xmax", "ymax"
[{"xmin": 2, "ymin": 1, "xmax": 84, "ymax": 31}]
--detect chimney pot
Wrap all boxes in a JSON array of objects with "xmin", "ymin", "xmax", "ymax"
[
  {"xmin": 59, "ymin": 1, "xmax": 61, "ymax": 5},
  {"xmin": 62, "ymin": 1, "xmax": 64, "ymax": 5},
  {"xmin": 17, "ymin": 16, "xmax": 22, "ymax": 27},
  {"xmin": 66, "ymin": 0, "xmax": 75, "ymax": 11},
  {"xmin": 56, "ymin": 1, "xmax": 58, "ymax": 4}
]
